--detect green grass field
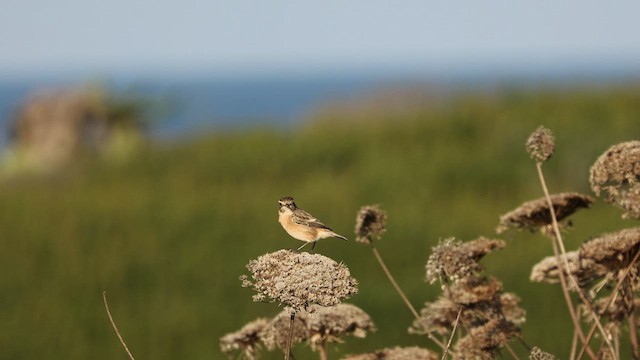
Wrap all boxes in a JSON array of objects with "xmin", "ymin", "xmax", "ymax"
[{"xmin": 1, "ymin": 86, "xmax": 639, "ymax": 359}]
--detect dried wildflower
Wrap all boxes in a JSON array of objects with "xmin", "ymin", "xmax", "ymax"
[
  {"xmin": 496, "ymin": 193, "xmax": 593, "ymax": 234},
  {"xmin": 580, "ymin": 227, "xmax": 640, "ymax": 271},
  {"xmin": 241, "ymin": 250, "xmax": 358, "ymax": 311},
  {"xmin": 530, "ymin": 250, "xmax": 608, "ymax": 287},
  {"xmin": 425, "ymin": 237, "xmax": 505, "ymax": 284},
  {"xmin": 342, "ymin": 346, "xmax": 438, "ymax": 360},
  {"xmin": 259, "ymin": 310, "xmax": 309, "ymax": 351},
  {"xmin": 220, "ymin": 318, "xmax": 269, "ymax": 360},
  {"xmin": 306, "ymin": 303, "xmax": 375, "ymax": 348},
  {"xmin": 529, "ymin": 347, "xmax": 556, "ymax": 360},
  {"xmin": 409, "ymin": 297, "xmax": 460, "ymax": 336},
  {"xmin": 526, "ymin": 126, "xmax": 555, "ymax": 163},
  {"xmin": 586, "ymin": 295, "xmax": 639, "ymax": 323},
  {"xmin": 446, "ymin": 276, "xmax": 503, "ymax": 305},
  {"xmin": 500, "ymin": 293, "xmax": 527, "ymax": 326},
  {"xmin": 455, "ymin": 318, "xmax": 519, "ymax": 359},
  {"xmin": 590, "ymin": 141, "xmax": 640, "ymax": 219},
  {"xmin": 354, "ymin": 205, "xmax": 388, "ymax": 245}
]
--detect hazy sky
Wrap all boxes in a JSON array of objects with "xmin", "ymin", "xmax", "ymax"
[{"xmin": 1, "ymin": 0, "xmax": 640, "ymax": 78}]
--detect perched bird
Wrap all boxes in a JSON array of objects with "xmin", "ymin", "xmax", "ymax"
[{"xmin": 278, "ymin": 196, "xmax": 348, "ymax": 251}]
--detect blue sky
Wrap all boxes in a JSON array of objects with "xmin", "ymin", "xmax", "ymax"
[{"xmin": 1, "ymin": 1, "xmax": 640, "ymax": 79}]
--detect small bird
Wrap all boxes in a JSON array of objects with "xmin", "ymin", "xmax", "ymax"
[{"xmin": 278, "ymin": 196, "xmax": 348, "ymax": 251}]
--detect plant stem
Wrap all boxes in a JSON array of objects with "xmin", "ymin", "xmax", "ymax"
[
  {"xmin": 630, "ymin": 313, "xmax": 639, "ymax": 360},
  {"xmin": 318, "ymin": 342, "xmax": 329, "ymax": 360},
  {"xmin": 371, "ymin": 246, "xmax": 448, "ymax": 351},
  {"xmin": 535, "ymin": 162, "xmax": 613, "ymax": 358},
  {"xmin": 285, "ymin": 312, "xmax": 295, "ymax": 360},
  {"xmin": 577, "ymin": 249, "xmax": 640, "ymax": 360},
  {"xmin": 504, "ymin": 343, "xmax": 521, "ymax": 360},
  {"xmin": 103, "ymin": 291, "xmax": 135, "ymax": 360},
  {"xmin": 441, "ymin": 308, "xmax": 462, "ymax": 360}
]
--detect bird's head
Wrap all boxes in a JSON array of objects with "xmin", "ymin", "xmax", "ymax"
[{"xmin": 278, "ymin": 196, "xmax": 297, "ymax": 214}]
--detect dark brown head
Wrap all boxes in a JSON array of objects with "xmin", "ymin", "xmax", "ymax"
[{"xmin": 278, "ymin": 196, "xmax": 297, "ymax": 213}]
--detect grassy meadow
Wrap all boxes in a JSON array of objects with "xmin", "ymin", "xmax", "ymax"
[{"xmin": 1, "ymin": 85, "xmax": 639, "ymax": 359}]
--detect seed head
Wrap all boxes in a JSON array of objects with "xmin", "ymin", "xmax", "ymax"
[
  {"xmin": 425, "ymin": 237, "xmax": 505, "ymax": 284},
  {"xmin": 530, "ymin": 250, "xmax": 607, "ymax": 288},
  {"xmin": 241, "ymin": 250, "xmax": 358, "ymax": 311},
  {"xmin": 409, "ymin": 297, "xmax": 459, "ymax": 336},
  {"xmin": 342, "ymin": 346, "xmax": 438, "ymax": 360},
  {"xmin": 580, "ymin": 227, "xmax": 640, "ymax": 272},
  {"xmin": 259, "ymin": 309, "xmax": 309, "ymax": 351},
  {"xmin": 529, "ymin": 347, "xmax": 556, "ymax": 360},
  {"xmin": 455, "ymin": 318, "xmax": 519, "ymax": 359},
  {"xmin": 496, "ymin": 193, "xmax": 593, "ymax": 234},
  {"xmin": 306, "ymin": 303, "xmax": 376, "ymax": 348},
  {"xmin": 590, "ymin": 141, "xmax": 640, "ymax": 219},
  {"xmin": 354, "ymin": 205, "xmax": 387, "ymax": 245},
  {"xmin": 446, "ymin": 276, "xmax": 503, "ymax": 305},
  {"xmin": 526, "ymin": 126, "xmax": 555, "ymax": 163},
  {"xmin": 220, "ymin": 318, "xmax": 269, "ymax": 360}
]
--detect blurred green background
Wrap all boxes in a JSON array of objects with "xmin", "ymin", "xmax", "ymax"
[{"xmin": 1, "ymin": 86, "xmax": 639, "ymax": 359}]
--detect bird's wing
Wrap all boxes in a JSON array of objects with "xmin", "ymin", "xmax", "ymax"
[{"xmin": 292, "ymin": 209, "xmax": 331, "ymax": 229}]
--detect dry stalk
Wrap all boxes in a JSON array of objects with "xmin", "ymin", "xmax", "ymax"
[
  {"xmin": 536, "ymin": 162, "xmax": 614, "ymax": 358},
  {"xmin": 504, "ymin": 343, "xmax": 520, "ymax": 360},
  {"xmin": 371, "ymin": 246, "xmax": 448, "ymax": 352},
  {"xmin": 629, "ymin": 313, "xmax": 639, "ymax": 360},
  {"xmin": 319, "ymin": 342, "xmax": 329, "ymax": 360},
  {"xmin": 441, "ymin": 308, "xmax": 462, "ymax": 360},
  {"xmin": 285, "ymin": 312, "xmax": 295, "ymax": 360},
  {"xmin": 577, "ymin": 248, "xmax": 640, "ymax": 360},
  {"xmin": 102, "ymin": 291, "xmax": 135, "ymax": 360}
]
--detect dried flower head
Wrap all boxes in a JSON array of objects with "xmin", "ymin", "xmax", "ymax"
[
  {"xmin": 354, "ymin": 205, "xmax": 387, "ymax": 245},
  {"xmin": 241, "ymin": 250, "xmax": 358, "ymax": 311},
  {"xmin": 529, "ymin": 347, "xmax": 556, "ymax": 360},
  {"xmin": 590, "ymin": 141, "xmax": 640, "ymax": 219},
  {"xmin": 526, "ymin": 126, "xmax": 555, "ymax": 163},
  {"xmin": 409, "ymin": 297, "xmax": 460, "ymax": 336},
  {"xmin": 500, "ymin": 293, "xmax": 527, "ymax": 326},
  {"xmin": 455, "ymin": 318, "xmax": 519, "ymax": 359},
  {"xmin": 425, "ymin": 237, "xmax": 505, "ymax": 284},
  {"xmin": 220, "ymin": 318, "xmax": 269, "ymax": 360},
  {"xmin": 342, "ymin": 346, "xmax": 438, "ymax": 360},
  {"xmin": 496, "ymin": 193, "xmax": 593, "ymax": 234},
  {"xmin": 306, "ymin": 303, "xmax": 376, "ymax": 348},
  {"xmin": 580, "ymin": 227, "xmax": 640, "ymax": 272},
  {"xmin": 530, "ymin": 250, "xmax": 608, "ymax": 288},
  {"xmin": 446, "ymin": 276, "xmax": 503, "ymax": 305},
  {"xmin": 259, "ymin": 310, "xmax": 309, "ymax": 351},
  {"xmin": 586, "ymin": 296, "xmax": 639, "ymax": 323}
]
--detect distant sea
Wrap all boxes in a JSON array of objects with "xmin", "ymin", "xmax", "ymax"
[{"xmin": 1, "ymin": 66, "xmax": 639, "ymax": 148}]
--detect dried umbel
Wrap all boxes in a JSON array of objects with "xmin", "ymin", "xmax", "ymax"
[
  {"xmin": 409, "ymin": 297, "xmax": 460, "ymax": 336},
  {"xmin": 342, "ymin": 346, "xmax": 438, "ymax": 360},
  {"xmin": 306, "ymin": 303, "xmax": 376, "ymax": 348},
  {"xmin": 587, "ymin": 295, "xmax": 640, "ymax": 323},
  {"xmin": 496, "ymin": 193, "xmax": 593, "ymax": 234},
  {"xmin": 241, "ymin": 250, "xmax": 358, "ymax": 311},
  {"xmin": 425, "ymin": 237, "xmax": 505, "ymax": 284},
  {"xmin": 590, "ymin": 141, "xmax": 640, "ymax": 219},
  {"xmin": 220, "ymin": 318, "xmax": 269, "ymax": 360},
  {"xmin": 526, "ymin": 126, "xmax": 555, "ymax": 163},
  {"xmin": 530, "ymin": 250, "xmax": 608, "ymax": 288},
  {"xmin": 259, "ymin": 310, "xmax": 309, "ymax": 351},
  {"xmin": 529, "ymin": 347, "xmax": 556, "ymax": 360},
  {"xmin": 580, "ymin": 227, "xmax": 640, "ymax": 272},
  {"xmin": 354, "ymin": 205, "xmax": 387, "ymax": 245},
  {"xmin": 446, "ymin": 276, "xmax": 503, "ymax": 305},
  {"xmin": 455, "ymin": 318, "xmax": 519, "ymax": 360}
]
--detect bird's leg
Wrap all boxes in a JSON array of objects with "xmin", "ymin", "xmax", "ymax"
[
  {"xmin": 297, "ymin": 242, "xmax": 310, "ymax": 251},
  {"xmin": 311, "ymin": 241, "xmax": 317, "ymax": 251}
]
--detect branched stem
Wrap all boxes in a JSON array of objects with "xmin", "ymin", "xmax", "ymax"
[{"xmin": 103, "ymin": 291, "xmax": 135, "ymax": 360}]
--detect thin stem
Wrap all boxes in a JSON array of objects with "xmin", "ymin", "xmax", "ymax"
[
  {"xmin": 102, "ymin": 291, "xmax": 135, "ymax": 360},
  {"xmin": 570, "ymin": 327, "xmax": 579, "ymax": 360},
  {"xmin": 441, "ymin": 308, "xmax": 462, "ymax": 360},
  {"xmin": 285, "ymin": 312, "xmax": 295, "ymax": 360},
  {"xmin": 630, "ymin": 313, "xmax": 639, "ymax": 360},
  {"xmin": 577, "ymin": 249, "xmax": 640, "ymax": 360},
  {"xmin": 536, "ymin": 162, "xmax": 613, "ymax": 358},
  {"xmin": 318, "ymin": 342, "xmax": 329, "ymax": 360},
  {"xmin": 504, "ymin": 343, "xmax": 521, "ymax": 360},
  {"xmin": 370, "ymin": 246, "xmax": 448, "ymax": 351}
]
